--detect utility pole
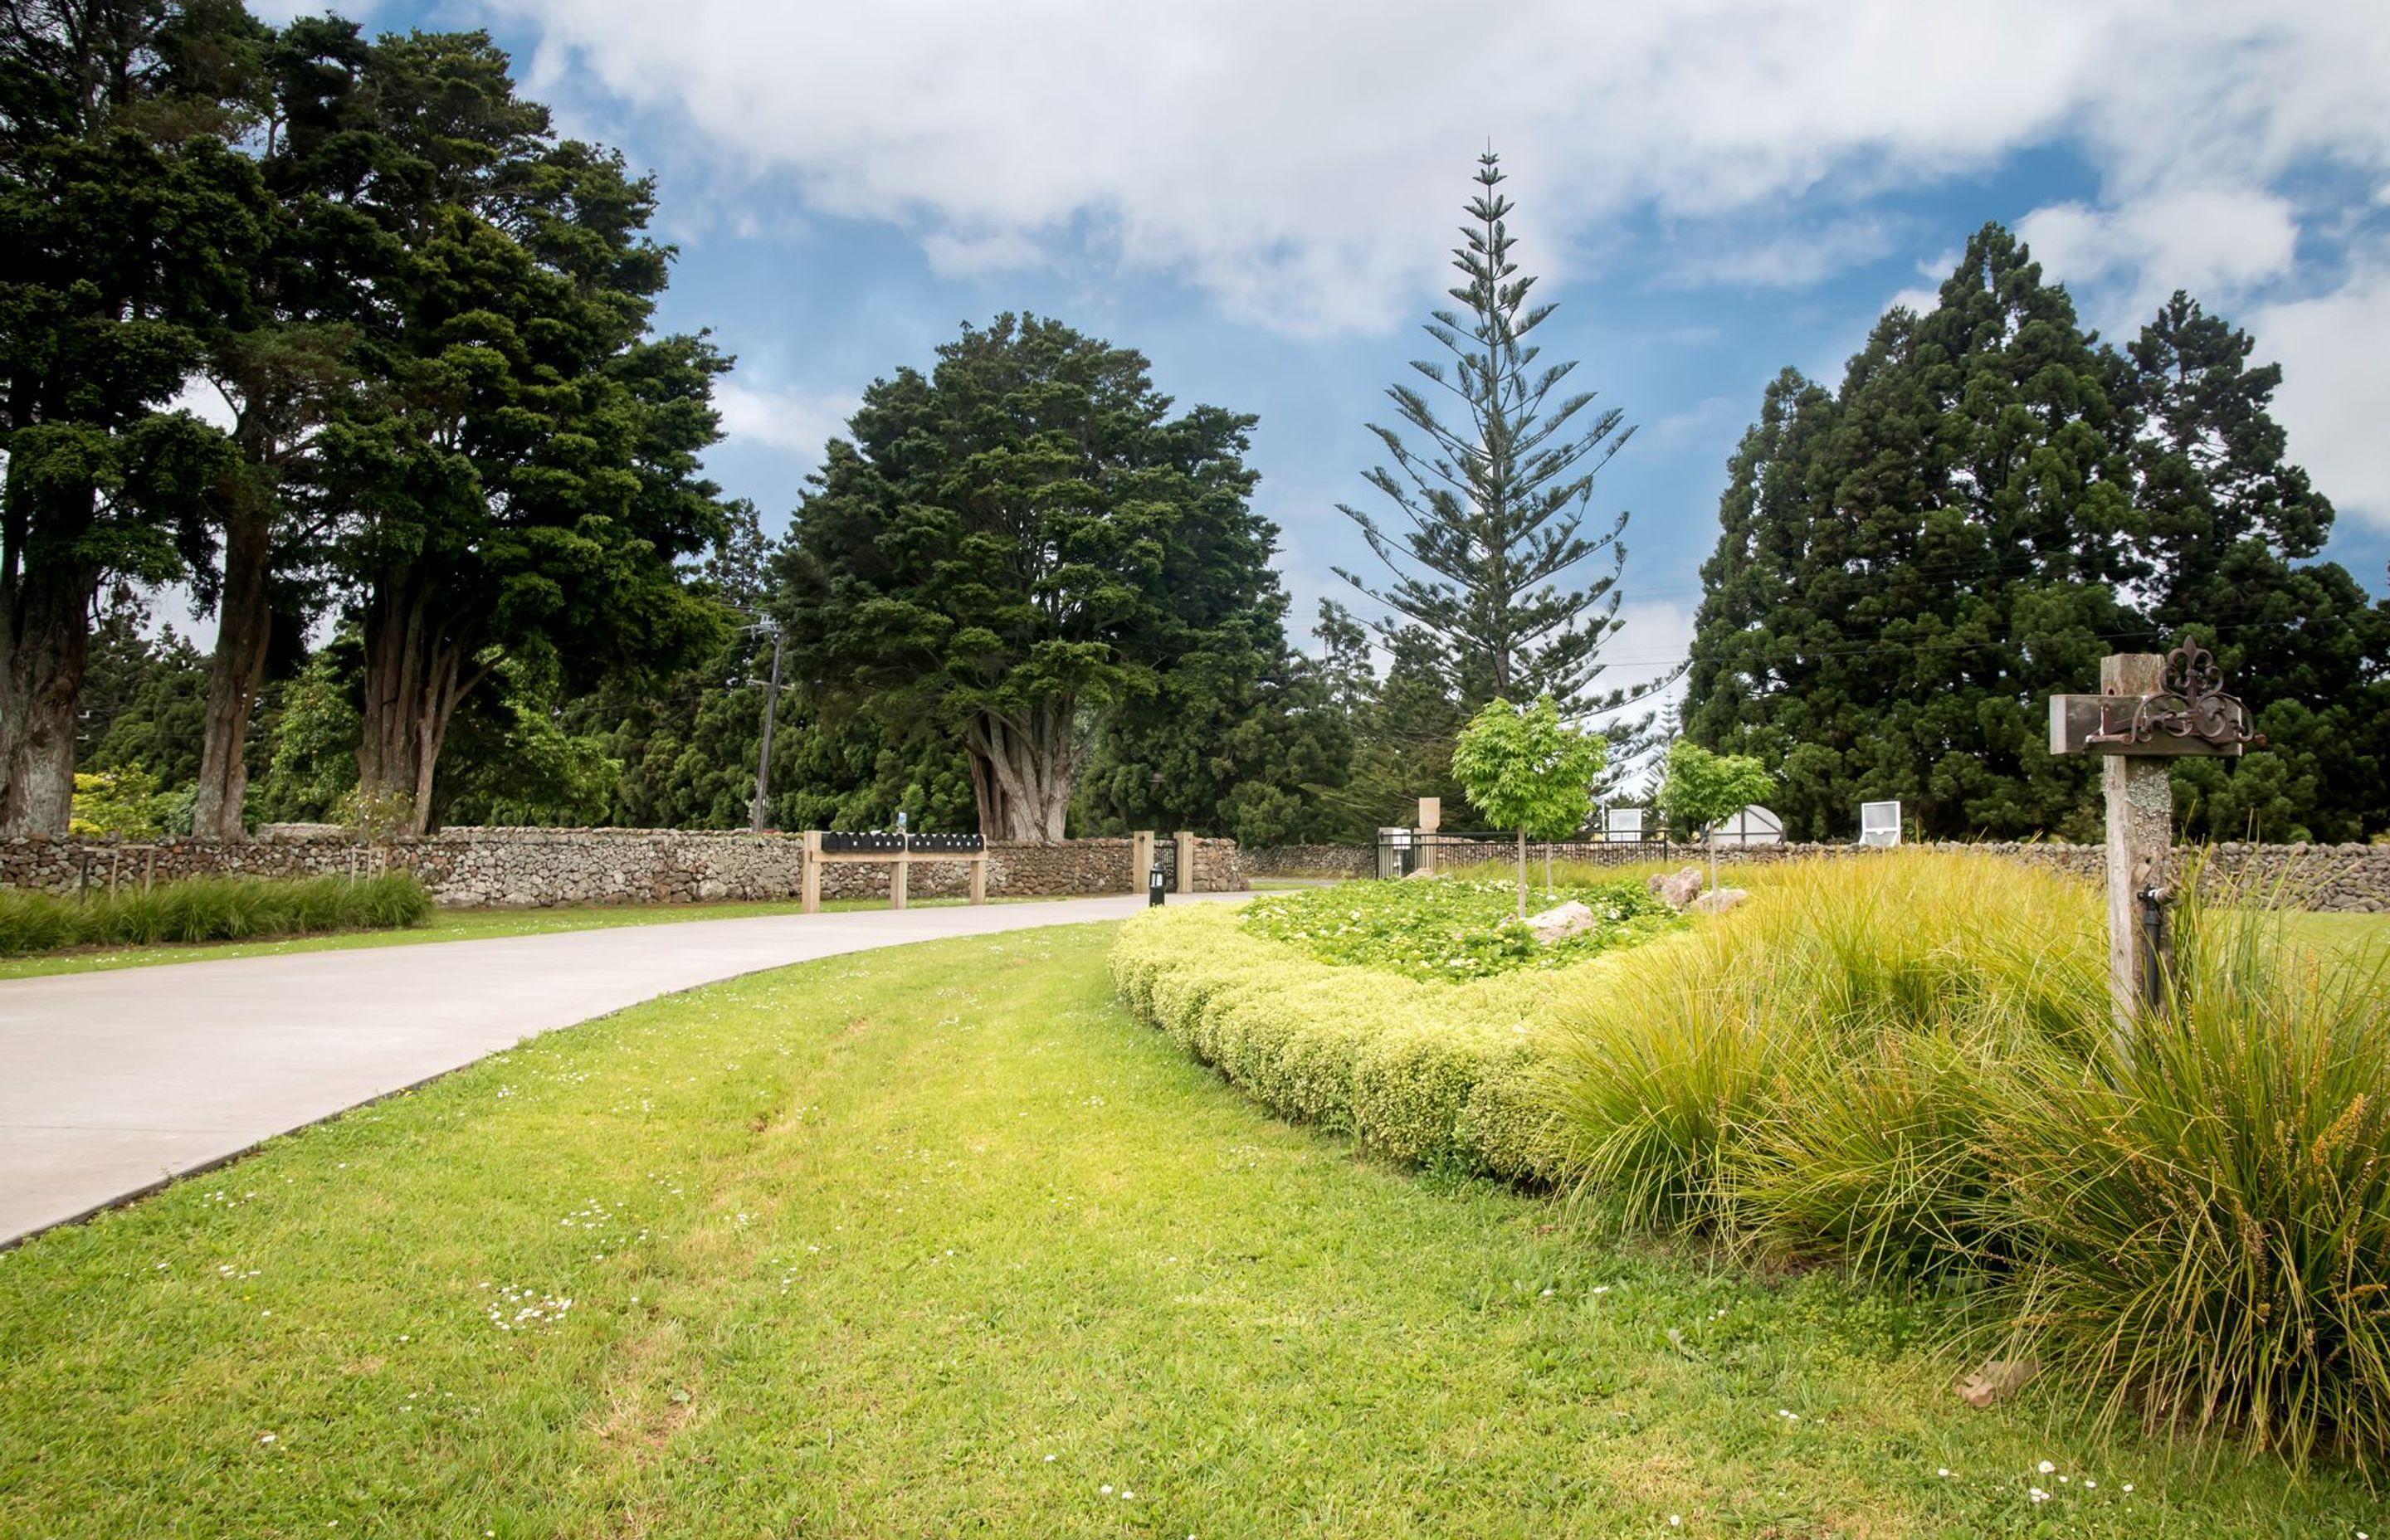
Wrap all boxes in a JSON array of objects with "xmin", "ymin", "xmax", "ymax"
[{"xmin": 749, "ymin": 620, "xmax": 785, "ymax": 833}]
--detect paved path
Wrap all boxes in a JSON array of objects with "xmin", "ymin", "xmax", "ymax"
[{"xmin": 0, "ymin": 894, "xmax": 1227, "ymax": 1245}]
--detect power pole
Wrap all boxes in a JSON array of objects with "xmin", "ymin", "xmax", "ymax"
[{"xmin": 750, "ymin": 621, "xmax": 785, "ymax": 833}]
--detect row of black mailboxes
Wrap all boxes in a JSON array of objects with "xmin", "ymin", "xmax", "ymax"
[{"xmin": 817, "ymin": 831, "xmax": 987, "ymax": 855}]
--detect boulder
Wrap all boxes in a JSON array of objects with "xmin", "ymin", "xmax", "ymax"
[
  {"xmin": 1649, "ymin": 865, "xmax": 1705, "ymax": 910},
  {"xmin": 1402, "ymin": 865, "xmax": 1442, "ymax": 880},
  {"xmin": 1954, "ymin": 1358, "xmax": 2041, "ymax": 1410},
  {"xmin": 1524, "ymin": 899, "xmax": 1597, "ymax": 943},
  {"xmin": 1689, "ymin": 887, "xmax": 1749, "ymax": 916}
]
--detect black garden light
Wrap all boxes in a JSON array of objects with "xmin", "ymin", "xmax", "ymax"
[{"xmin": 1148, "ymin": 861, "xmax": 1167, "ymax": 907}]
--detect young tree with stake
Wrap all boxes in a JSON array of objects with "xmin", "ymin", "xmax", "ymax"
[
  {"xmin": 1451, "ymin": 695, "xmax": 1606, "ymax": 919},
  {"xmin": 1657, "ymin": 739, "xmax": 1774, "ymax": 888}
]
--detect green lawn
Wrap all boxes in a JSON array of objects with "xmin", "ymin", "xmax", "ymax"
[
  {"xmin": 2, "ymin": 923, "xmax": 2373, "ymax": 1536},
  {"xmin": 0, "ymin": 892, "xmax": 1069, "ymax": 981}
]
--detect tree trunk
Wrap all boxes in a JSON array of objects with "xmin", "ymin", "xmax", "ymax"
[
  {"xmin": 191, "ymin": 491, "xmax": 273, "ymax": 840},
  {"xmin": 356, "ymin": 571, "xmax": 479, "ymax": 836},
  {"xmin": 963, "ymin": 700, "xmax": 1076, "ymax": 844},
  {"xmin": 0, "ymin": 500, "xmax": 95, "ymax": 836},
  {"xmin": 1515, "ymin": 826, "xmax": 1527, "ymax": 919}
]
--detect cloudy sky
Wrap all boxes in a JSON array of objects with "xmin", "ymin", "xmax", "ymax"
[{"xmin": 260, "ymin": 0, "xmax": 2390, "ymax": 694}]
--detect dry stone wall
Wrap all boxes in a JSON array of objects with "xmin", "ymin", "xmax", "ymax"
[
  {"xmin": 1241, "ymin": 839, "xmax": 2390, "ymax": 912},
  {"xmin": 0, "ymin": 828, "xmax": 1246, "ymax": 907}
]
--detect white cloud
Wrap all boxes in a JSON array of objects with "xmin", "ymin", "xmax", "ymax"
[
  {"xmin": 2017, "ymin": 185, "xmax": 2299, "ymax": 317},
  {"xmin": 711, "ymin": 380, "xmax": 861, "ymax": 462},
  {"xmin": 1657, "ymin": 217, "xmax": 1906, "ymax": 290},
  {"xmin": 2253, "ymin": 268, "xmax": 2390, "ymax": 529},
  {"xmin": 484, "ymin": 0, "xmax": 2390, "ymax": 333}
]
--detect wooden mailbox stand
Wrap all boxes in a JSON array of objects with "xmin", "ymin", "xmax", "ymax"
[{"xmin": 798, "ymin": 830, "xmax": 988, "ymax": 915}]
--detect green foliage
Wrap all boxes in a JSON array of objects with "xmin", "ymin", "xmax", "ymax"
[
  {"xmin": 67, "ymin": 766, "xmax": 163, "ymax": 836},
  {"xmin": 1334, "ymin": 151, "xmax": 1649, "ymax": 719},
  {"xmin": 1240, "ymin": 876, "xmax": 1677, "ymax": 982},
  {"xmin": 778, "ymin": 314, "xmax": 1285, "ymax": 843},
  {"xmin": 1542, "ymin": 851, "xmax": 2390, "ymax": 1470},
  {"xmin": 0, "ymin": 873, "xmax": 431, "ymax": 957},
  {"xmin": 1110, "ymin": 902, "xmax": 1592, "ymax": 1179},
  {"xmin": 1685, "ymin": 229, "xmax": 2390, "ymax": 841},
  {"xmin": 1451, "ymin": 695, "xmax": 1606, "ymax": 838},
  {"xmin": 1656, "ymin": 739, "xmax": 1775, "ymax": 837}
]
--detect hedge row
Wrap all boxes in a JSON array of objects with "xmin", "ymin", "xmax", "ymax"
[{"xmin": 1109, "ymin": 902, "xmax": 1653, "ymax": 1180}]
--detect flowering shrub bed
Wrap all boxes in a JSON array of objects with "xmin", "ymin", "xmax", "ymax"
[
  {"xmin": 1110, "ymin": 901, "xmax": 1671, "ymax": 1180},
  {"xmin": 1238, "ymin": 876, "xmax": 1680, "ymax": 982}
]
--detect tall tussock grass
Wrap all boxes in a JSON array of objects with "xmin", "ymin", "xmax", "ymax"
[
  {"xmin": 1544, "ymin": 849, "xmax": 2390, "ymax": 1470},
  {"xmin": 0, "ymin": 873, "xmax": 434, "ymax": 956}
]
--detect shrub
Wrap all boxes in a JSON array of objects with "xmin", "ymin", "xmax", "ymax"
[
  {"xmin": 0, "ymin": 873, "xmax": 434, "ymax": 957},
  {"xmin": 1110, "ymin": 902, "xmax": 1627, "ymax": 1180}
]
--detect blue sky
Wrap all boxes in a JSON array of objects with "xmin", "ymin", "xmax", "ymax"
[{"xmin": 253, "ymin": 0, "xmax": 2390, "ymax": 702}]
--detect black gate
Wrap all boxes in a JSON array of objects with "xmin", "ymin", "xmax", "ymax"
[{"xmin": 1152, "ymin": 836, "xmax": 1178, "ymax": 889}]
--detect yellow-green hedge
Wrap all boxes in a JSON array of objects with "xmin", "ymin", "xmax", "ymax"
[{"xmin": 1109, "ymin": 903, "xmax": 1630, "ymax": 1181}]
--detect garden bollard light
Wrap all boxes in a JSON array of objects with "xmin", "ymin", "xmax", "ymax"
[{"xmin": 1149, "ymin": 863, "xmax": 1167, "ymax": 907}]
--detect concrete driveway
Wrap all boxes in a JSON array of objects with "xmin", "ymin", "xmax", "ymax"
[{"xmin": 0, "ymin": 893, "xmax": 1227, "ymax": 1245}]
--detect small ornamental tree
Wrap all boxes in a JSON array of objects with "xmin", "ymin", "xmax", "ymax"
[
  {"xmin": 1450, "ymin": 695, "xmax": 1606, "ymax": 917},
  {"xmin": 1657, "ymin": 739, "xmax": 1775, "ymax": 886}
]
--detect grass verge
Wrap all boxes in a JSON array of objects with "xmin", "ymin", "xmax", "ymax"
[{"xmin": 0, "ymin": 923, "xmax": 2367, "ymax": 1535}]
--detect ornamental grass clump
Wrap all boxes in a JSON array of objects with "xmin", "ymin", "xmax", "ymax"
[
  {"xmin": 1988, "ymin": 900, "xmax": 2390, "ymax": 1469},
  {"xmin": 1543, "ymin": 848, "xmax": 2390, "ymax": 1470},
  {"xmin": 0, "ymin": 872, "xmax": 433, "ymax": 956}
]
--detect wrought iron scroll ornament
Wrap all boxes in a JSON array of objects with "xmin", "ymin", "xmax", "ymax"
[{"xmin": 2086, "ymin": 639, "xmax": 2268, "ymax": 751}]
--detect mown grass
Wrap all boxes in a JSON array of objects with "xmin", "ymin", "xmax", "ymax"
[
  {"xmin": 1, "ymin": 923, "xmax": 2376, "ymax": 1536},
  {"xmin": 0, "ymin": 891, "xmax": 1066, "ymax": 981}
]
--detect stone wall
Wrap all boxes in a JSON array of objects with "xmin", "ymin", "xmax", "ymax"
[
  {"xmin": 0, "ymin": 828, "xmax": 1247, "ymax": 908},
  {"xmin": 1240, "ymin": 839, "xmax": 2390, "ymax": 912},
  {"xmin": 1241, "ymin": 843, "xmax": 1374, "ymax": 879}
]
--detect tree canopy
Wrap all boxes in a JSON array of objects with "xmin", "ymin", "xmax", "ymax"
[
  {"xmin": 776, "ymin": 314, "xmax": 1286, "ymax": 843},
  {"xmin": 1451, "ymin": 694, "xmax": 1606, "ymax": 914}
]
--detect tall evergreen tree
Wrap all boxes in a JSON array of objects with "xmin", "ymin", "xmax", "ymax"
[
  {"xmin": 1337, "ymin": 150, "xmax": 1648, "ymax": 715},
  {"xmin": 1685, "ymin": 224, "xmax": 2137, "ymax": 839},
  {"xmin": 0, "ymin": 0, "xmax": 265, "ymax": 832}
]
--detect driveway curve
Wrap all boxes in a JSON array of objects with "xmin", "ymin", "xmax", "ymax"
[{"xmin": 0, "ymin": 894, "xmax": 1230, "ymax": 1245}]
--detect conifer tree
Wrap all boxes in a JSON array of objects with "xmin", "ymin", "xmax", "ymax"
[{"xmin": 1337, "ymin": 151, "xmax": 1648, "ymax": 717}]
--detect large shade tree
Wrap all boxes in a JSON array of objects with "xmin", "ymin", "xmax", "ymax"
[
  {"xmin": 777, "ymin": 314, "xmax": 1272, "ymax": 843},
  {"xmin": 0, "ymin": 0, "xmax": 265, "ymax": 833}
]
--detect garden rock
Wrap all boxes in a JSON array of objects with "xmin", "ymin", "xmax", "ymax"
[
  {"xmin": 1649, "ymin": 866, "xmax": 1705, "ymax": 910},
  {"xmin": 1689, "ymin": 888, "xmax": 1749, "ymax": 916},
  {"xmin": 1402, "ymin": 866, "xmax": 1443, "ymax": 880},
  {"xmin": 1955, "ymin": 1358, "xmax": 2041, "ymax": 1409},
  {"xmin": 1524, "ymin": 900, "xmax": 1597, "ymax": 943}
]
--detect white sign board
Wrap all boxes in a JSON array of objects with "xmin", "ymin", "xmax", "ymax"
[
  {"xmin": 1859, "ymin": 800, "xmax": 1902, "ymax": 847},
  {"xmin": 1603, "ymin": 807, "xmax": 1645, "ymax": 842}
]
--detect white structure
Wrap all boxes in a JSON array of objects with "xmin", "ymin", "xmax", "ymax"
[
  {"xmin": 1708, "ymin": 804, "xmax": 1784, "ymax": 847},
  {"xmin": 1859, "ymin": 800, "xmax": 1903, "ymax": 848},
  {"xmin": 1603, "ymin": 807, "xmax": 1646, "ymax": 842}
]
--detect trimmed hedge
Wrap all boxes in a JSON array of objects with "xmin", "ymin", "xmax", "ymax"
[{"xmin": 1110, "ymin": 903, "xmax": 1658, "ymax": 1180}]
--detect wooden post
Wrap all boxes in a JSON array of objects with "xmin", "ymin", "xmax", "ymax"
[
  {"xmin": 1130, "ymin": 831, "xmax": 1154, "ymax": 894},
  {"xmin": 1173, "ymin": 831, "xmax": 1195, "ymax": 894},
  {"xmin": 2101, "ymin": 653, "xmax": 2173, "ymax": 1031},
  {"xmin": 800, "ymin": 830, "xmax": 822, "ymax": 915},
  {"xmin": 968, "ymin": 851, "xmax": 988, "ymax": 906},
  {"xmin": 1417, "ymin": 797, "xmax": 1441, "ymax": 875},
  {"xmin": 890, "ymin": 849, "xmax": 908, "ymax": 910},
  {"xmin": 2050, "ymin": 641, "xmax": 2261, "ymax": 1037}
]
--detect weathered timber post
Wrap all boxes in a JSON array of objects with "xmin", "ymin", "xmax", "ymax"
[
  {"xmin": 1173, "ymin": 831, "xmax": 1195, "ymax": 895},
  {"xmin": 800, "ymin": 830, "xmax": 822, "ymax": 914},
  {"xmin": 2050, "ymin": 638, "xmax": 2264, "ymax": 1037},
  {"xmin": 1129, "ymin": 831, "xmax": 1154, "ymax": 895},
  {"xmin": 1417, "ymin": 797, "xmax": 1441, "ymax": 876}
]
